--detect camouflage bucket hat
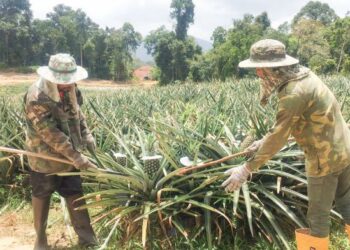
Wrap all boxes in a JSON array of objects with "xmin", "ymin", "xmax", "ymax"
[
  {"xmin": 239, "ymin": 39, "xmax": 299, "ymax": 68},
  {"xmin": 37, "ymin": 53, "xmax": 88, "ymax": 84}
]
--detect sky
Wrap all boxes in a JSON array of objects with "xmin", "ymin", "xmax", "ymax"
[{"xmin": 29, "ymin": 0, "xmax": 350, "ymax": 41}]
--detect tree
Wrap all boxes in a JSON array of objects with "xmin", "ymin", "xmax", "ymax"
[
  {"xmin": 209, "ymin": 14, "xmax": 265, "ymax": 80},
  {"xmin": 292, "ymin": 18, "xmax": 333, "ymax": 72},
  {"xmin": 145, "ymin": 26, "xmax": 201, "ymax": 84},
  {"xmin": 170, "ymin": 0, "xmax": 194, "ymax": 40},
  {"xmin": 0, "ymin": 0, "xmax": 32, "ymax": 66},
  {"xmin": 255, "ymin": 11, "xmax": 271, "ymax": 30},
  {"xmin": 188, "ymin": 54, "xmax": 215, "ymax": 82},
  {"xmin": 145, "ymin": 27, "xmax": 177, "ymax": 84},
  {"xmin": 325, "ymin": 17, "xmax": 350, "ymax": 73},
  {"xmin": 46, "ymin": 5, "xmax": 99, "ymax": 67},
  {"xmin": 145, "ymin": 0, "xmax": 200, "ymax": 84},
  {"xmin": 31, "ymin": 19, "xmax": 63, "ymax": 64},
  {"xmin": 82, "ymin": 29, "xmax": 109, "ymax": 79},
  {"xmin": 107, "ymin": 23, "xmax": 142, "ymax": 81},
  {"xmin": 293, "ymin": 1, "xmax": 338, "ymax": 26},
  {"xmin": 211, "ymin": 26, "xmax": 227, "ymax": 48}
]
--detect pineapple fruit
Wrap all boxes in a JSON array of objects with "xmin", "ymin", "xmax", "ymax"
[
  {"xmin": 142, "ymin": 155, "xmax": 162, "ymax": 178},
  {"xmin": 240, "ymin": 131, "xmax": 256, "ymax": 158},
  {"xmin": 113, "ymin": 152, "xmax": 127, "ymax": 167}
]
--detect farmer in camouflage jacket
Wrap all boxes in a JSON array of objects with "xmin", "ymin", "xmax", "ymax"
[
  {"xmin": 24, "ymin": 54, "xmax": 97, "ymax": 249},
  {"xmin": 222, "ymin": 39, "xmax": 350, "ymax": 250}
]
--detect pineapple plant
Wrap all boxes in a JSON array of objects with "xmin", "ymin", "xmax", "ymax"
[
  {"xmin": 135, "ymin": 128, "xmax": 163, "ymax": 178},
  {"xmin": 2, "ymin": 76, "xmax": 350, "ymax": 249},
  {"xmin": 0, "ymin": 156, "xmax": 15, "ymax": 184}
]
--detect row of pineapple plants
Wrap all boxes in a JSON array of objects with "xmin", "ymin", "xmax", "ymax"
[{"xmin": 1, "ymin": 75, "xmax": 350, "ymax": 249}]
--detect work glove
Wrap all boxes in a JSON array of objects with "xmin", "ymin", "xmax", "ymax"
[
  {"xmin": 245, "ymin": 139, "xmax": 263, "ymax": 153},
  {"xmin": 73, "ymin": 155, "xmax": 97, "ymax": 171},
  {"xmin": 221, "ymin": 163, "xmax": 251, "ymax": 192}
]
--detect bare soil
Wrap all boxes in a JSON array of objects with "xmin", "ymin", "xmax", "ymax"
[
  {"xmin": 0, "ymin": 71, "xmax": 157, "ymax": 88},
  {"xmin": 0, "ymin": 204, "xmax": 82, "ymax": 250}
]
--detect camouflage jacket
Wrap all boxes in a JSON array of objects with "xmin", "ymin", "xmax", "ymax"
[
  {"xmin": 247, "ymin": 71, "xmax": 350, "ymax": 177},
  {"xmin": 24, "ymin": 79, "xmax": 93, "ymax": 173}
]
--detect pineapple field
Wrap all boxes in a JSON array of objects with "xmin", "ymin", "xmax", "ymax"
[{"xmin": 1, "ymin": 75, "xmax": 350, "ymax": 249}]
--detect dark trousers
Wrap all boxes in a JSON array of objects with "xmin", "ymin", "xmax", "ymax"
[
  {"xmin": 307, "ymin": 165, "xmax": 350, "ymax": 237},
  {"xmin": 30, "ymin": 170, "xmax": 83, "ymax": 198}
]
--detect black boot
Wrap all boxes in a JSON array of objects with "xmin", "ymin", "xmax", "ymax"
[
  {"xmin": 66, "ymin": 193, "xmax": 97, "ymax": 247},
  {"xmin": 32, "ymin": 196, "xmax": 50, "ymax": 250}
]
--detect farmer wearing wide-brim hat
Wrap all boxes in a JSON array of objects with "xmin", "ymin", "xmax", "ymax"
[
  {"xmin": 222, "ymin": 39, "xmax": 350, "ymax": 249},
  {"xmin": 24, "ymin": 53, "xmax": 98, "ymax": 249}
]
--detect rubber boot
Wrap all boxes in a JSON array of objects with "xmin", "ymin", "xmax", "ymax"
[
  {"xmin": 32, "ymin": 196, "xmax": 51, "ymax": 250},
  {"xmin": 295, "ymin": 228, "xmax": 329, "ymax": 250},
  {"xmin": 66, "ymin": 193, "xmax": 97, "ymax": 247},
  {"xmin": 345, "ymin": 224, "xmax": 350, "ymax": 241}
]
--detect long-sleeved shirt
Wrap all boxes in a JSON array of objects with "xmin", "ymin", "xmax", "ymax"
[
  {"xmin": 24, "ymin": 79, "xmax": 93, "ymax": 173},
  {"xmin": 247, "ymin": 72, "xmax": 350, "ymax": 177}
]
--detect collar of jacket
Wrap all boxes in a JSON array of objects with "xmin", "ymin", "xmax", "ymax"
[{"xmin": 277, "ymin": 66, "xmax": 311, "ymax": 92}]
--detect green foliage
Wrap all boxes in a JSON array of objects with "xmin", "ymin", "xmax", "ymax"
[
  {"xmin": 255, "ymin": 11, "xmax": 271, "ymax": 30},
  {"xmin": 1, "ymin": 75, "xmax": 350, "ymax": 248},
  {"xmin": 0, "ymin": 0, "xmax": 32, "ymax": 66},
  {"xmin": 292, "ymin": 1, "xmax": 338, "ymax": 26},
  {"xmin": 292, "ymin": 18, "xmax": 331, "ymax": 69},
  {"xmin": 309, "ymin": 56, "xmax": 336, "ymax": 74},
  {"xmin": 324, "ymin": 17, "xmax": 350, "ymax": 74},
  {"xmin": 188, "ymin": 54, "xmax": 215, "ymax": 82},
  {"xmin": 0, "ymin": 0, "xmax": 350, "ymax": 82},
  {"xmin": 150, "ymin": 67, "xmax": 161, "ymax": 81},
  {"xmin": 145, "ymin": 27, "xmax": 201, "ymax": 85},
  {"xmin": 0, "ymin": 3, "xmax": 141, "ymax": 81},
  {"xmin": 144, "ymin": 0, "xmax": 200, "ymax": 84},
  {"xmin": 170, "ymin": 0, "xmax": 195, "ymax": 40},
  {"xmin": 211, "ymin": 26, "xmax": 227, "ymax": 48},
  {"xmin": 64, "ymin": 76, "xmax": 348, "ymax": 249},
  {"xmin": 106, "ymin": 23, "xmax": 142, "ymax": 81},
  {"xmin": 188, "ymin": 3, "xmax": 348, "ymax": 81},
  {"xmin": 192, "ymin": 13, "xmax": 268, "ymax": 81}
]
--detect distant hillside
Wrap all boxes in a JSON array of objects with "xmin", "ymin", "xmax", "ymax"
[
  {"xmin": 195, "ymin": 37, "xmax": 212, "ymax": 52},
  {"xmin": 134, "ymin": 37, "xmax": 212, "ymax": 63}
]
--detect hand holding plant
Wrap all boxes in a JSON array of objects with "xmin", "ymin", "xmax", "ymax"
[{"xmin": 221, "ymin": 163, "xmax": 251, "ymax": 192}]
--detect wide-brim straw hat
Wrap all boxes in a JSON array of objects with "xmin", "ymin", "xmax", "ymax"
[
  {"xmin": 239, "ymin": 39, "xmax": 299, "ymax": 68},
  {"xmin": 37, "ymin": 53, "xmax": 88, "ymax": 84}
]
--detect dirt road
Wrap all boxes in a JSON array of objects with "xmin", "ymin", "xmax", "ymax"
[{"xmin": 0, "ymin": 71, "xmax": 157, "ymax": 88}]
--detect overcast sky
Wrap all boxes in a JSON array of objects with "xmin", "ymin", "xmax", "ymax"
[{"xmin": 29, "ymin": 0, "xmax": 350, "ymax": 41}]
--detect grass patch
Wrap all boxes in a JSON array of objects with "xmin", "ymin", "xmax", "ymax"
[{"xmin": 0, "ymin": 83, "xmax": 31, "ymax": 96}]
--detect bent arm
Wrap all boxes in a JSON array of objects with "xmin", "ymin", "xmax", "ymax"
[
  {"xmin": 246, "ymin": 94, "xmax": 307, "ymax": 171},
  {"xmin": 26, "ymin": 103, "xmax": 84, "ymax": 163}
]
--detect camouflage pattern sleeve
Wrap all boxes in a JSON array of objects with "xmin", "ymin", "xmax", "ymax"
[
  {"xmin": 26, "ymin": 102, "xmax": 84, "ymax": 163},
  {"xmin": 246, "ymin": 93, "xmax": 308, "ymax": 171},
  {"xmin": 76, "ymin": 88, "xmax": 94, "ymax": 143},
  {"xmin": 79, "ymin": 109, "xmax": 93, "ymax": 142}
]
